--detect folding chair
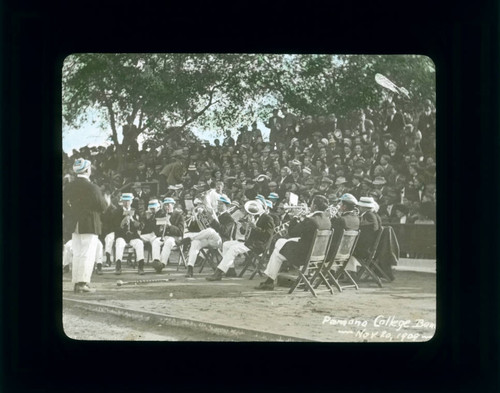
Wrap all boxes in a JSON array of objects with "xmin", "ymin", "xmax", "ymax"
[
  {"xmin": 317, "ymin": 230, "xmax": 359, "ymax": 293},
  {"xmin": 367, "ymin": 226, "xmax": 395, "ymax": 282},
  {"xmin": 198, "ymin": 248, "xmax": 222, "ymax": 273},
  {"xmin": 238, "ymin": 237, "xmax": 274, "ymax": 280},
  {"xmin": 355, "ymin": 227, "xmax": 384, "ymax": 287},
  {"xmin": 175, "ymin": 242, "xmax": 188, "ymax": 271},
  {"xmin": 288, "ymin": 229, "xmax": 333, "ymax": 297}
]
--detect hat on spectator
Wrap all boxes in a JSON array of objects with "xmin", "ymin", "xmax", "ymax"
[
  {"xmin": 305, "ymin": 178, "xmax": 316, "ymax": 186},
  {"xmin": 263, "ymin": 146, "xmax": 271, "ymax": 153},
  {"xmin": 335, "ymin": 177, "xmax": 348, "ymax": 185},
  {"xmin": 121, "ymin": 193, "xmax": 134, "ymax": 201},
  {"xmin": 321, "ymin": 138, "xmax": 329, "ymax": 146},
  {"xmin": 353, "ymin": 169, "xmax": 364, "ymax": 178},
  {"xmin": 290, "ymin": 138, "xmax": 299, "ymax": 145},
  {"xmin": 255, "ymin": 174, "xmax": 271, "ymax": 182},
  {"xmin": 168, "ymin": 184, "xmax": 183, "ymax": 190},
  {"xmin": 321, "ymin": 176, "xmax": 334, "ymax": 185},
  {"xmin": 302, "ymin": 167, "xmax": 312, "ymax": 175},
  {"xmin": 332, "ymin": 153, "xmax": 341, "ymax": 160},
  {"xmin": 163, "ymin": 197, "xmax": 176, "ymax": 205},
  {"xmin": 291, "ymin": 159, "xmax": 301, "ymax": 166},
  {"xmin": 268, "ymin": 181, "xmax": 278, "ymax": 187},
  {"xmin": 362, "ymin": 177, "xmax": 373, "ymax": 184},
  {"xmin": 73, "ymin": 158, "xmax": 91, "ymax": 174},
  {"xmin": 334, "ymin": 130, "xmax": 343, "ymax": 139},
  {"xmin": 373, "ymin": 176, "xmax": 387, "ymax": 185},
  {"xmin": 188, "ymin": 164, "xmax": 197, "ymax": 171},
  {"xmin": 343, "ymin": 138, "xmax": 352, "ymax": 147},
  {"xmin": 268, "ymin": 192, "xmax": 279, "ymax": 200},
  {"xmin": 357, "ymin": 196, "xmax": 376, "ymax": 208}
]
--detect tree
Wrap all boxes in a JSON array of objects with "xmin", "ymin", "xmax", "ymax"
[{"xmin": 63, "ymin": 53, "xmax": 435, "ymax": 160}]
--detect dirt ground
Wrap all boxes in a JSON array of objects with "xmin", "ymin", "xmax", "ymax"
[{"xmin": 63, "ymin": 257, "xmax": 436, "ymax": 342}]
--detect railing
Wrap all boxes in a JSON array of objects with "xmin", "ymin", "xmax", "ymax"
[{"xmin": 388, "ymin": 223, "xmax": 436, "ymax": 259}]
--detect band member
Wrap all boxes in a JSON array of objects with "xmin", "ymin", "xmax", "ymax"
[
  {"xmin": 63, "ymin": 158, "xmax": 109, "ymax": 293},
  {"xmin": 206, "ymin": 198, "xmax": 275, "ymax": 281},
  {"xmin": 255, "ymin": 195, "xmax": 331, "ymax": 290},
  {"xmin": 113, "ymin": 193, "xmax": 145, "ymax": 275},
  {"xmin": 352, "ymin": 196, "xmax": 382, "ymax": 260},
  {"xmin": 139, "ymin": 199, "xmax": 163, "ymax": 267},
  {"xmin": 63, "ymin": 238, "xmax": 104, "ymax": 274},
  {"xmin": 151, "ymin": 198, "xmax": 185, "ymax": 273},
  {"xmin": 183, "ymin": 195, "xmax": 231, "ymax": 278},
  {"xmin": 327, "ymin": 193, "xmax": 361, "ymax": 261}
]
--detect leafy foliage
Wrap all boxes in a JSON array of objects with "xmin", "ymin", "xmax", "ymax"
[{"xmin": 63, "ymin": 53, "xmax": 435, "ymax": 145}]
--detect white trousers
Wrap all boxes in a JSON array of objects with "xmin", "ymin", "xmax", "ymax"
[
  {"xmin": 115, "ymin": 237, "xmax": 144, "ymax": 261},
  {"xmin": 141, "ymin": 233, "xmax": 161, "ymax": 261},
  {"xmin": 153, "ymin": 236, "xmax": 176, "ymax": 264},
  {"xmin": 185, "ymin": 228, "xmax": 222, "ymax": 267},
  {"xmin": 263, "ymin": 237, "xmax": 299, "ymax": 281},
  {"xmin": 104, "ymin": 232, "xmax": 115, "ymax": 255},
  {"xmin": 217, "ymin": 240, "xmax": 250, "ymax": 273},
  {"xmin": 63, "ymin": 239, "xmax": 103, "ymax": 268},
  {"xmin": 71, "ymin": 233, "xmax": 99, "ymax": 284}
]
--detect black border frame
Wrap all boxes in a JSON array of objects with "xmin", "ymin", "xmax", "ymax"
[{"xmin": 2, "ymin": 0, "xmax": 499, "ymax": 392}]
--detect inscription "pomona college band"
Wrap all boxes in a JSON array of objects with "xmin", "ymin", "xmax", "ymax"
[{"xmin": 322, "ymin": 315, "xmax": 435, "ymax": 331}]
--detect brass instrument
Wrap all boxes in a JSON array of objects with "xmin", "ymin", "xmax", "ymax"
[
  {"xmin": 241, "ymin": 200, "xmax": 264, "ymax": 240},
  {"xmin": 122, "ymin": 209, "xmax": 136, "ymax": 235},
  {"xmin": 274, "ymin": 203, "xmax": 310, "ymax": 236},
  {"xmin": 326, "ymin": 202, "xmax": 342, "ymax": 219}
]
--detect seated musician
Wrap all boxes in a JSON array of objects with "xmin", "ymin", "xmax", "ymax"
[
  {"xmin": 352, "ymin": 196, "xmax": 382, "ymax": 260},
  {"xmin": 151, "ymin": 197, "xmax": 185, "ymax": 274},
  {"xmin": 255, "ymin": 195, "xmax": 331, "ymax": 290},
  {"xmin": 139, "ymin": 199, "xmax": 164, "ymax": 269},
  {"xmin": 206, "ymin": 198, "xmax": 275, "ymax": 281},
  {"xmin": 183, "ymin": 195, "xmax": 232, "ymax": 278},
  {"xmin": 327, "ymin": 193, "xmax": 361, "ymax": 262},
  {"xmin": 113, "ymin": 193, "xmax": 145, "ymax": 275}
]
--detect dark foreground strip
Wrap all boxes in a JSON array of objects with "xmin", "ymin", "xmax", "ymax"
[{"xmin": 63, "ymin": 298, "xmax": 315, "ymax": 342}]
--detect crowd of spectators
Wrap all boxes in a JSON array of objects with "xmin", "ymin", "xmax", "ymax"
[{"xmin": 63, "ymin": 98, "xmax": 436, "ymax": 236}]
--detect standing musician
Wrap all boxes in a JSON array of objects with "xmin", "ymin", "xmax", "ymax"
[
  {"xmin": 139, "ymin": 199, "xmax": 164, "ymax": 268},
  {"xmin": 151, "ymin": 197, "xmax": 185, "ymax": 274},
  {"xmin": 63, "ymin": 158, "xmax": 109, "ymax": 292},
  {"xmin": 206, "ymin": 198, "xmax": 275, "ymax": 281},
  {"xmin": 255, "ymin": 195, "xmax": 331, "ymax": 290},
  {"xmin": 113, "ymin": 193, "xmax": 145, "ymax": 275},
  {"xmin": 182, "ymin": 195, "xmax": 232, "ymax": 278}
]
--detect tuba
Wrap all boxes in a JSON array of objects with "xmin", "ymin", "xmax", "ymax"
[{"xmin": 241, "ymin": 200, "xmax": 264, "ymax": 240}]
